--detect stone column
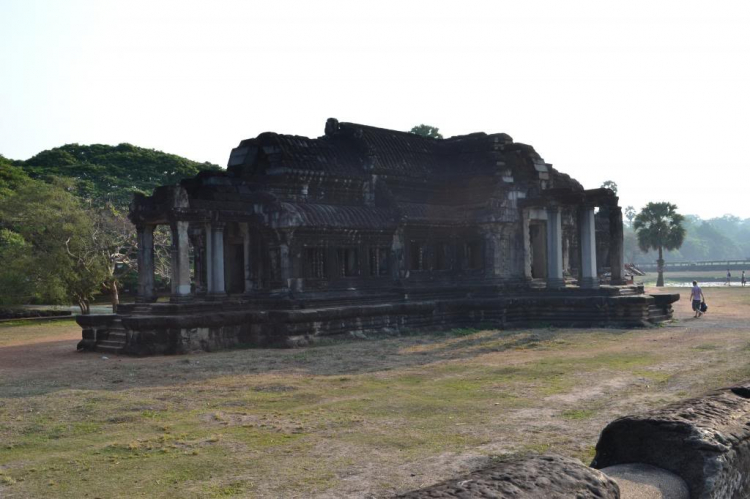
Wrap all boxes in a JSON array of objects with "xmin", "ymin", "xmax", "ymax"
[
  {"xmin": 546, "ymin": 207, "xmax": 565, "ymax": 289},
  {"xmin": 279, "ymin": 240, "xmax": 291, "ymax": 288},
  {"xmin": 170, "ymin": 221, "xmax": 192, "ymax": 301},
  {"xmin": 609, "ymin": 206, "xmax": 625, "ymax": 284},
  {"xmin": 193, "ymin": 242, "xmax": 204, "ymax": 295},
  {"xmin": 521, "ymin": 209, "xmax": 533, "ymax": 280},
  {"xmin": 204, "ymin": 223, "xmax": 213, "ymax": 294},
  {"xmin": 210, "ymin": 223, "xmax": 226, "ymax": 296},
  {"xmin": 136, "ymin": 224, "xmax": 156, "ymax": 302},
  {"xmin": 241, "ymin": 223, "xmax": 253, "ymax": 293},
  {"xmin": 391, "ymin": 228, "xmax": 406, "ymax": 280},
  {"xmin": 579, "ymin": 207, "xmax": 599, "ymax": 289}
]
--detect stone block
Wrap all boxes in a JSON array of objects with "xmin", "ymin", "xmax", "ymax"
[
  {"xmin": 396, "ymin": 454, "xmax": 619, "ymax": 498},
  {"xmin": 592, "ymin": 384, "xmax": 750, "ymax": 498}
]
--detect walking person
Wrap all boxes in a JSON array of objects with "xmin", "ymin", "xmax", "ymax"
[
  {"xmin": 742, "ymin": 270, "xmax": 746, "ymax": 287},
  {"xmin": 726, "ymin": 269, "xmax": 732, "ymax": 286},
  {"xmin": 690, "ymin": 280, "xmax": 705, "ymax": 318}
]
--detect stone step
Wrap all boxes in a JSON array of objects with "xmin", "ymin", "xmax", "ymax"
[
  {"xmin": 107, "ymin": 331, "xmax": 126, "ymax": 341},
  {"xmin": 648, "ymin": 315, "xmax": 670, "ymax": 323},
  {"xmin": 96, "ymin": 341, "xmax": 125, "ymax": 354}
]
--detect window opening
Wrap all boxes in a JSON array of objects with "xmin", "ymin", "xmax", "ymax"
[
  {"xmin": 465, "ymin": 241, "xmax": 482, "ymax": 270},
  {"xmin": 369, "ymin": 247, "xmax": 390, "ymax": 276},
  {"xmin": 409, "ymin": 241, "xmax": 424, "ymax": 271},
  {"xmin": 337, "ymin": 248, "xmax": 359, "ymax": 277},
  {"xmin": 305, "ymin": 247, "xmax": 326, "ymax": 278},
  {"xmin": 435, "ymin": 242, "xmax": 449, "ymax": 270}
]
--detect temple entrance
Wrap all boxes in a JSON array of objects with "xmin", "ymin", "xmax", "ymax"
[
  {"xmin": 225, "ymin": 243, "xmax": 245, "ymax": 294},
  {"xmin": 529, "ymin": 222, "xmax": 547, "ymax": 279}
]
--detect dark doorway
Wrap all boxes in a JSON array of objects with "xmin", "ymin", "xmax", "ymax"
[
  {"xmin": 530, "ymin": 222, "xmax": 547, "ymax": 279},
  {"xmin": 225, "ymin": 243, "xmax": 245, "ymax": 294}
]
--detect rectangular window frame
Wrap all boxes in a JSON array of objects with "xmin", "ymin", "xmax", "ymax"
[
  {"xmin": 336, "ymin": 247, "xmax": 359, "ymax": 277},
  {"xmin": 304, "ymin": 247, "xmax": 327, "ymax": 279}
]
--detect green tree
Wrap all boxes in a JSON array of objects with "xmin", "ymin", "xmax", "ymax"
[
  {"xmin": 0, "ymin": 228, "xmax": 37, "ymax": 305},
  {"xmin": 4, "ymin": 143, "xmax": 219, "ymax": 307},
  {"xmin": 409, "ymin": 124, "xmax": 443, "ymax": 139},
  {"xmin": 633, "ymin": 202, "xmax": 686, "ymax": 287},
  {"xmin": 601, "ymin": 180, "xmax": 618, "ymax": 195},
  {"xmin": 0, "ymin": 177, "xmax": 108, "ymax": 312},
  {"xmin": 0, "ymin": 161, "xmax": 32, "ymax": 199},
  {"xmin": 624, "ymin": 206, "xmax": 636, "ymax": 227},
  {"xmin": 20, "ymin": 143, "xmax": 221, "ymax": 209}
]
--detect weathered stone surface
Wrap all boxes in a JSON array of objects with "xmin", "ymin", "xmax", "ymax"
[
  {"xmin": 396, "ymin": 454, "xmax": 619, "ymax": 498},
  {"xmin": 78, "ymin": 119, "xmax": 668, "ymax": 355},
  {"xmin": 77, "ymin": 290, "xmax": 674, "ymax": 355},
  {"xmin": 592, "ymin": 384, "xmax": 750, "ymax": 498},
  {"xmin": 601, "ymin": 464, "xmax": 689, "ymax": 499}
]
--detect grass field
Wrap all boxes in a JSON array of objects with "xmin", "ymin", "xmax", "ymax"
[{"xmin": 2, "ymin": 288, "xmax": 750, "ymax": 497}]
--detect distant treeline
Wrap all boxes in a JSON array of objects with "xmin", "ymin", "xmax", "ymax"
[{"xmin": 626, "ymin": 215, "xmax": 750, "ymax": 263}]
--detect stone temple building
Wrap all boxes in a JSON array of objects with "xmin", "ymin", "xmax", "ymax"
[{"xmin": 77, "ymin": 119, "xmax": 678, "ymax": 355}]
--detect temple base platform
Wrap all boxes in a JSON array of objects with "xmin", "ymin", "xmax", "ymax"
[{"xmin": 76, "ymin": 285, "xmax": 679, "ymax": 356}]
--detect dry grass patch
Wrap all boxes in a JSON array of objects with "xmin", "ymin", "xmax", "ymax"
[{"xmin": 2, "ymin": 288, "xmax": 750, "ymax": 497}]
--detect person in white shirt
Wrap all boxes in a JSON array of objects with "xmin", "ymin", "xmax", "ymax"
[{"xmin": 689, "ymin": 281, "xmax": 705, "ymax": 318}]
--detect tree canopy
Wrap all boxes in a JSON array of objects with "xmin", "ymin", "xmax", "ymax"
[
  {"xmin": 409, "ymin": 124, "xmax": 443, "ymax": 139},
  {"xmin": 0, "ymin": 162, "xmax": 32, "ymax": 199},
  {"xmin": 0, "ymin": 143, "xmax": 220, "ymax": 310},
  {"xmin": 633, "ymin": 202, "xmax": 686, "ymax": 254},
  {"xmin": 0, "ymin": 177, "xmax": 107, "ymax": 310},
  {"xmin": 624, "ymin": 206, "xmax": 636, "ymax": 226},
  {"xmin": 633, "ymin": 202, "xmax": 686, "ymax": 286},
  {"xmin": 601, "ymin": 180, "xmax": 618, "ymax": 195},
  {"xmin": 19, "ymin": 143, "xmax": 221, "ymax": 208}
]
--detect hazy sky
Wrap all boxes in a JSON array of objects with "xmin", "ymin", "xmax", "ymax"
[{"xmin": 2, "ymin": 0, "xmax": 750, "ymax": 219}]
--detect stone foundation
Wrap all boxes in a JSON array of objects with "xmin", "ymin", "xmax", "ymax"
[{"xmin": 77, "ymin": 287, "xmax": 679, "ymax": 355}]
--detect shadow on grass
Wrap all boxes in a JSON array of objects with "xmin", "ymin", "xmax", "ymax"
[{"xmin": 0, "ymin": 324, "xmax": 642, "ymax": 399}]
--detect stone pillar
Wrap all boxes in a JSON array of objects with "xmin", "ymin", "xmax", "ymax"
[
  {"xmin": 170, "ymin": 221, "xmax": 192, "ymax": 301},
  {"xmin": 609, "ymin": 206, "xmax": 625, "ymax": 285},
  {"xmin": 546, "ymin": 207, "xmax": 565, "ymax": 289},
  {"xmin": 204, "ymin": 223, "xmax": 213, "ymax": 294},
  {"xmin": 391, "ymin": 228, "xmax": 406, "ymax": 279},
  {"xmin": 579, "ymin": 207, "xmax": 599, "ymax": 289},
  {"xmin": 241, "ymin": 223, "xmax": 253, "ymax": 293},
  {"xmin": 522, "ymin": 209, "xmax": 532, "ymax": 280},
  {"xmin": 136, "ymin": 225, "xmax": 156, "ymax": 302},
  {"xmin": 279, "ymin": 240, "xmax": 291, "ymax": 288},
  {"xmin": 210, "ymin": 223, "xmax": 226, "ymax": 296},
  {"xmin": 193, "ymin": 240, "xmax": 204, "ymax": 295}
]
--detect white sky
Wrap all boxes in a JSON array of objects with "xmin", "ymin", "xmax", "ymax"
[{"xmin": 2, "ymin": 0, "xmax": 750, "ymax": 219}]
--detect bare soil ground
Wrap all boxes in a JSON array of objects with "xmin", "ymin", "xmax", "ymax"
[{"xmin": 1, "ymin": 287, "xmax": 750, "ymax": 498}]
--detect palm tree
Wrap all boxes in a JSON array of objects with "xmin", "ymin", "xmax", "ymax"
[{"xmin": 633, "ymin": 202, "xmax": 686, "ymax": 287}]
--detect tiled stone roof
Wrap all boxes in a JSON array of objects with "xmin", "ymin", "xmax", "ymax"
[
  {"xmin": 227, "ymin": 118, "xmax": 567, "ymax": 186},
  {"xmin": 278, "ymin": 202, "xmax": 396, "ymax": 230}
]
